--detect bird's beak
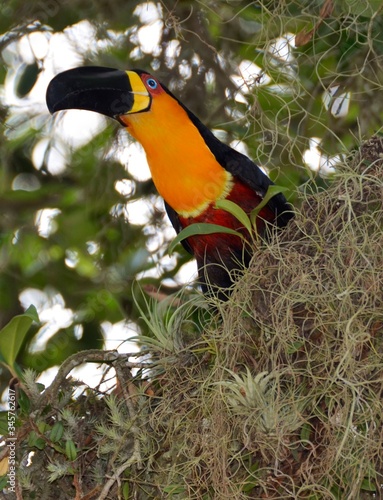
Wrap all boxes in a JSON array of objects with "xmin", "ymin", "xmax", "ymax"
[{"xmin": 46, "ymin": 67, "xmax": 151, "ymax": 121}]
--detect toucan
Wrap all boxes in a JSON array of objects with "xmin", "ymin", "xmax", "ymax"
[{"xmin": 46, "ymin": 67, "xmax": 293, "ymax": 297}]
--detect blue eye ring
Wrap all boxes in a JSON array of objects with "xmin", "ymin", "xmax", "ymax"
[{"xmin": 146, "ymin": 78, "xmax": 158, "ymax": 89}]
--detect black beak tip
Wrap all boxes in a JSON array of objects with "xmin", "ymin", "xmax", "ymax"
[
  {"xmin": 46, "ymin": 78, "xmax": 61, "ymax": 114},
  {"xmin": 45, "ymin": 66, "xmax": 135, "ymax": 118}
]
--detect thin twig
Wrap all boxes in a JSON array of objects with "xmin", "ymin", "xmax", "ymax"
[
  {"xmin": 37, "ymin": 350, "xmax": 147, "ymax": 407},
  {"xmin": 97, "ymin": 452, "xmax": 142, "ymax": 500},
  {"xmin": 114, "ymin": 363, "xmax": 143, "ymax": 470}
]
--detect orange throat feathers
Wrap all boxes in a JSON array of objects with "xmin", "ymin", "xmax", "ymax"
[{"xmin": 120, "ymin": 92, "xmax": 233, "ymax": 217}]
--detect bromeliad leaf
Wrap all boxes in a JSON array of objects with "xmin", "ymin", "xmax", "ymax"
[
  {"xmin": 215, "ymin": 199, "xmax": 252, "ymax": 233},
  {"xmin": 0, "ymin": 305, "xmax": 39, "ymax": 371},
  {"xmin": 250, "ymin": 185, "xmax": 291, "ymax": 224},
  {"xmin": 168, "ymin": 223, "xmax": 244, "ymax": 255}
]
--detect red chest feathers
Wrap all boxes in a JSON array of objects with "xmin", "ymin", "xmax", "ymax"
[{"xmin": 178, "ymin": 180, "xmax": 275, "ymax": 262}]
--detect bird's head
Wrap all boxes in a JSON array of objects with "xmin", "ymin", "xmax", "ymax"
[
  {"xmin": 46, "ymin": 66, "xmax": 167, "ymax": 124},
  {"xmin": 46, "ymin": 66, "xmax": 232, "ymax": 215}
]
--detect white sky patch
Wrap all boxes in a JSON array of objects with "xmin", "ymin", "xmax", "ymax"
[
  {"xmin": 136, "ymin": 254, "xmax": 174, "ymax": 281},
  {"xmin": 156, "ymin": 252, "xmax": 176, "ymax": 272},
  {"xmin": 45, "ymin": 32, "xmax": 83, "ymax": 71},
  {"xmin": 136, "ymin": 21, "xmax": 163, "ymax": 55},
  {"xmin": 20, "ymin": 287, "xmax": 56, "ymax": 312},
  {"xmin": 12, "ymin": 173, "xmax": 41, "ymax": 191},
  {"xmin": 36, "ymin": 366, "xmax": 61, "ymax": 390},
  {"xmin": 212, "ymin": 129, "xmax": 227, "ymax": 142},
  {"xmin": 205, "ymin": 68, "xmax": 215, "ymax": 86},
  {"xmin": 230, "ymin": 139, "xmax": 249, "ymax": 156},
  {"xmin": 64, "ymin": 20, "xmax": 98, "ymax": 54},
  {"xmin": 18, "ymin": 31, "xmax": 50, "ymax": 63},
  {"xmin": 267, "ymin": 83, "xmax": 295, "ymax": 95},
  {"xmin": 70, "ymin": 328, "xmax": 145, "ymax": 392},
  {"xmin": 134, "ymin": 2, "xmax": 163, "ymax": 56},
  {"xmin": 165, "ymin": 39, "xmax": 181, "ymax": 68},
  {"xmin": 117, "ymin": 139, "xmax": 151, "ymax": 181},
  {"xmin": 86, "ymin": 240, "xmax": 100, "ymax": 255},
  {"xmin": 224, "ymin": 97, "xmax": 245, "ymax": 120},
  {"xmin": 35, "ymin": 320, "xmax": 142, "ymax": 393},
  {"xmin": 268, "ymin": 33, "xmax": 295, "ymax": 63},
  {"xmin": 35, "ymin": 208, "xmax": 61, "ymax": 237},
  {"xmin": 32, "ymin": 136, "xmax": 70, "ymax": 175},
  {"xmin": 234, "ymin": 92, "xmax": 247, "ymax": 104},
  {"xmin": 102, "ymin": 320, "xmax": 141, "ymax": 353},
  {"xmin": 232, "ymin": 60, "xmax": 271, "ymax": 92},
  {"xmin": 49, "ymin": 110, "xmax": 107, "ymax": 148},
  {"xmin": 124, "ymin": 198, "xmax": 154, "ymax": 225},
  {"xmin": 323, "ymin": 86, "xmax": 351, "ymax": 118},
  {"xmin": 19, "ymin": 288, "xmax": 74, "ymax": 352},
  {"xmin": 134, "ymin": 2, "xmax": 162, "ymax": 23},
  {"xmin": 45, "ymin": 140, "xmax": 68, "ymax": 174},
  {"xmin": 65, "ymin": 248, "xmax": 79, "ymax": 268},
  {"xmin": 70, "ymin": 364, "xmax": 118, "ymax": 394},
  {"xmin": 303, "ymin": 137, "xmax": 338, "ymax": 174},
  {"xmin": 4, "ymin": 31, "xmax": 79, "ymax": 109},
  {"xmin": 178, "ymin": 61, "xmax": 192, "ymax": 79},
  {"xmin": 33, "ymin": 304, "xmax": 74, "ymax": 344},
  {"xmin": 115, "ymin": 178, "xmax": 135, "ymax": 197},
  {"xmin": 32, "ymin": 137, "xmax": 50, "ymax": 169},
  {"xmin": 173, "ymin": 260, "xmax": 198, "ymax": 286}
]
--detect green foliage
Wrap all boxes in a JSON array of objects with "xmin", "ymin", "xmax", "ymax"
[
  {"xmin": 215, "ymin": 199, "xmax": 253, "ymax": 233},
  {"xmin": 49, "ymin": 421, "xmax": 64, "ymax": 443},
  {"xmin": 168, "ymin": 222, "xmax": 243, "ymax": 255},
  {"xmin": 0, "ymin": 305, "xmax": 38, "ymax": 375},
  {"xmin": 0, "ymin": 1, "xmax": 383, "ymax": 496}
]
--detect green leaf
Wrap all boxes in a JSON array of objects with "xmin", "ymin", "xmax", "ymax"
[
  {"xmin": 360, "ymin": 477, "xmax": 376, "ymax": 492},
  {"xmin": 28, "ymin": 431, "xmax": 46, "ymax": 450},
  {"xmin": 0, "ymin": 306, "xmax": 39, "ymax": 369},
  {"xmin": 122, "ymin": 482, "xmax": 130, "ymax": 500},
  {"xmin": 17, "ymin": 389, "xmax": 31, "ymax": 414},
  {"xmin": 215, "ymin": 199, "xmax": 252, "ymax": 233},
  {"xmin": 300, "ymin": 422, "xmax": 312, "ymax": 442},
  {"xmin": 0, "ymin": 476, "xmax": 8, "ymax": 490},
  {"xmin": 65, "ymin": 439, "xmax": 78, "ymax": 461},
  {"xmin": 168, "ymin": 223, "xmax": 243, "ymax": 255},
  {"xmin": 287, "ymin": 341, "xmax": 304, "ymax": 354},
  {"xmin": 163, "ymin": 484, "xmax": 186, "ymax": 494},
  {"xmin": 250, "ymin": 185, "xmax": 291, "ymax": 223},
  {"xmin": 50, "ymin": 421, "xmax": 64, "ymax": 443},
  {"xmin": 0, "ymin": 412, "xmax": 9, "ymax": 435}
]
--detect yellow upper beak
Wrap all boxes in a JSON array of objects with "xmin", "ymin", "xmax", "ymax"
[{"xmin": 124, "ymin": 71, "xmax": 151, "ymax": 114}]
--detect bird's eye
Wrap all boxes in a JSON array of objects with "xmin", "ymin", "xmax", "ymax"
[{"xmin": 146, "ymin": 78, "xmax": 158, "ymax": 89}]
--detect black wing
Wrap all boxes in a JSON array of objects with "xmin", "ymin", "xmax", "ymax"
[
  {"xmin": 172, "ymin": 99, "xmax": 294, "ymax": 228},
  {"xmin": 219, "ymin": 147, "xmax": 294, "ymax": 228}
]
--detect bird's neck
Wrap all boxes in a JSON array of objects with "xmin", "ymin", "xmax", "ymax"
[{"xmin": 121, "ymin": 92, "xmax": 233, "ymax": 217}]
